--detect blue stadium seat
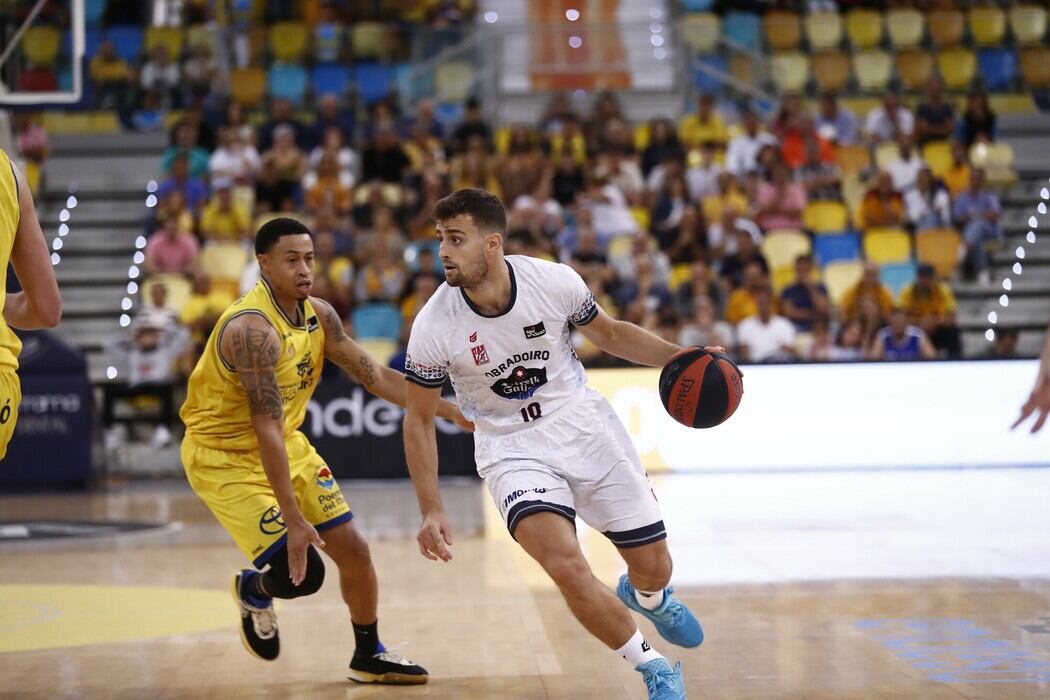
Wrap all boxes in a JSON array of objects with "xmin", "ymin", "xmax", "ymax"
[
  {"xmin": 267, "ymin": 63, "xmax": 307, "ymax": 105},
  {"xmin": 977, "ymin": 49, "xmax": 1017, "ymax": 91},
  {"xmin": 724, "ymin": 12, "xmax": 761, "ymax": 50},
  {"xmin": 355, "ymin": 62, "xmax": 393, "ymax": 104},
  {"xmin": 692, "ymin": 54, "xmax": 728, "ymax": 94},
  {"xmin": 813, "ymin": 232, "xmax": 861, "ymax": 266},
  {"xmin": 312, "ymin": 63, "xmax": 351, "ymax": 96},
  {"xmin": 352, "ymin": 303, "xmax": 402, "ymax": 341},
  {"xmin": 105, "ymin": 25, "xmax": 143, "ymax": 64},
  {"xmin": 63, "ymin": 28, "xmax": 102, "ymax": 63},
  {"xmin": 880, "ymin": 261, "xmax": 917, "ymax": 300},
  {"xmin": 58, "ymin": 67, "xmax": 73, "ymax": 92},
  {"xmin": 434, "ymin": 102, "xmax": 463, "ymax": 131},
  {"xmin": 682, "ymin": 0, "xmax": 715, "ymax": 11},
  {"xmin": 84, "ymin": 0, "xmax": 105, "ymax": 26}
]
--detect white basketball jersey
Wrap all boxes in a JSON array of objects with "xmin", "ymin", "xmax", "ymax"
[{"xmin": 405, "ymin": 255, "xmax": 598, "ymax": 435}]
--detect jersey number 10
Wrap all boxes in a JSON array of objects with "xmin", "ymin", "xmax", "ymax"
[{"xmin": 520, "ymin": 402, "xmax": 542, "ymax": 423}]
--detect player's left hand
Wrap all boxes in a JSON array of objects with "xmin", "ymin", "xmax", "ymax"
[
  {"xmin": 1013, "ymin": 376, "xmax": 1050, "ymax": 433},
  {"xmin": 418, "ymin": 510, "xmax": 454, "ymax": 562},
  {"xmin": 451, "ymin": 410, "xmax": 475, "ymax": 433},
  {"xmin": 703, "ymin": 345, "xmax": 726, "ymax": 355}
]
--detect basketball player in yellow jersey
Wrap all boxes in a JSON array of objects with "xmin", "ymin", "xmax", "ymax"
[
  {"xmin": 181, "ymin": 217, "xmax": 471, "ymax": 683},
  {"xmin": 0, "ymin": 149, "xmax": 62, "ymax": 460}
]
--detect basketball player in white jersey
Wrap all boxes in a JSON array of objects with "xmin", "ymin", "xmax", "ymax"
[{"xmin": 403, "ymin": 189, "xmax": 712, "ymax": 700}]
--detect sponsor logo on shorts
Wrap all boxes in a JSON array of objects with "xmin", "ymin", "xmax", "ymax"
[
  {"xmin": 471, "ymin": 344, "xmax": 490, "ymax": 366},
  {"xmin": 502, "ymin": 487, "xmax": 548, "ymax": 510},
  {"xmin": 316, "ymin": 464, "xmax": 334, "ymax": 489},
  {"xmin": 489, "ymin": 365, "xmax": 548, "ymax": 400},
  {"xmin": 259, "ymin": 505, "xmax": 286, "ymax": 535},
  {"xmin": 523, "ymin": 321, "xmax": 546, "ymax": 339},
  {"xmin": 318, "ymin": 490, "xmax": 346, "ymax": 515}
]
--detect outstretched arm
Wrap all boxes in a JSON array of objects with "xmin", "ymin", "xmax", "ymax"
[{"xmin": 577, "ymin": 305, "xmax": 681, "ymax": 368}]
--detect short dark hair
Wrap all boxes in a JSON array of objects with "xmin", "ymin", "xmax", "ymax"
[
  {"xmin": 255, "ymin": 217, "xmax": 311, "ymax": 255},
  {"xmin": 432, "ymin": 188, "xmax": 506, "ymax": 236}
]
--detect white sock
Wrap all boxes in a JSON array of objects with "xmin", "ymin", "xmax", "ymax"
[
  {"xmin": 616, "ymin": 629, "xmax": 664, "ymax": 667},
  {"xmin": 634, "ymin": 587, "xmax": 666, "ymax": 611}
]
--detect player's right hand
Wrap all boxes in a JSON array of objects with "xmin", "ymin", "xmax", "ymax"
[
  {"xmin": 418, "ymin": 511, "xmax": 454, "ymax": 562},
  {"xmin": 287, "ymin": 520, "xmax": 326, "ymax": 586},
  {"xmin": 1013, "ymin": 375, "xmax": 1050, "ymax": 433}
]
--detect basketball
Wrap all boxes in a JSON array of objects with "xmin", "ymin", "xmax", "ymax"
[{"xmin": 658, "ymin": 347, "xmax": 744, "ymax": 429}]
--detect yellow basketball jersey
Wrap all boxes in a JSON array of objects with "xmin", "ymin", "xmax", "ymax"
[
  {"xmin": 0, "ymin": 150, "xmax": 24, "ymax": 371},
  {"xmin": 180, "ymin": 278, "xmax": 325, "ymax": 451}
]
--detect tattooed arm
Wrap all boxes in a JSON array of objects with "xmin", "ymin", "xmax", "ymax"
[
  {"xmin": 219, "ymin": 314, "xmax": 325, "ymax": 585},
  {"xmin": 312, "ymin": 298, "xmax": 473, "ymax": 431}
]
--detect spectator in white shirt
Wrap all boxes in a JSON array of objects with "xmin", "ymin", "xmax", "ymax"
[
  {"xmin": 581, "ymin": 177, "xmax": 639, "ymax": 239},
  {"xmin": 303, "ymin": 126, "xmax": 359, "ymax": 191},
  {"xmin": 685, "ymin": 141, "xmax": 723, "ymax": 201},
  {"xmin": 209, "ymin": 126, "xmax": 261, "ymax": 185},
  {"xmin": 886, "ymin": 133, "xmax": 926, "ymax": 193},
  {"xmin": 139, "ymin": 46, "xmax": 180, "ymax": 109},
  {"xmin": 736, "ymin": 287, "xmax": 798, "ymax": 363},
  {"xmin": 726, "ymin": 108, "xmax": 778, "ymax": 177},
  {"xmin": 905, "ymin": 167, "xmax": 952, "ymax": 231},
  {"xmin": 864, "ymin": 91, "xmax": 914, "ymax": 145}
]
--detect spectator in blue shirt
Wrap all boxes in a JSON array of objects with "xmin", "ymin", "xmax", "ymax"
[
  {"xmin": 161, "ymin": 124, "xmax": 211, "ymax": 178},
  {"xmin": 779, "ymin": 254, "xmax": 831, "ymax": 332},
  {"xmin": 157, "ymin": 154, "xmax": 209, "ymax": 214},
  {"xmin": 816, "ymin": 91, "xmax": 858, "ymax": 146},
  {"xmin": 952, "ymin": 168, "xmax": 1002, "ymax": 286}
]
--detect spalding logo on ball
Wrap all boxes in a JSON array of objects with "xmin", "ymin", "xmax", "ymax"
[{"xmin": 658, "ymin": 347, "xmax": 744, "ymax": 429}]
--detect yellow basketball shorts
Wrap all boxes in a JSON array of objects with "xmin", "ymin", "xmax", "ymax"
[
  {"xmin": 182, "ymin": 430, "xmax": 352, "ymax": 568},
  {"xmin": 0, "ymin": 370, "xmax": 21, "ymax": 461}
]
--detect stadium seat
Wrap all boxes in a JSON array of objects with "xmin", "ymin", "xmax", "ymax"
[
  {"xmin": 764, "ymin": 11, "xmax": 801, "ymax": 50},
  {"xmin": 761, "ymin": 231, "xmax": 811, "ymax": 270},
  {"xmin": 269, "ymin": 21, "xmax": 308, "ymax": 62},
  {"xmin": 633, "ymin": 123, "xmax": 650, "ymax": 152},
  {"xmin": 436, "ymin": 61, "xmax": 474, "ymax": 101},
  {"xmin": 813, "ymin": 232, "xmax": 861, "ymax": 266},
  {"xmin": 724, "ymin": 12, "xmax": 761, "ymax": 50},
  {"xmin": 823, "ymin": 260, "xmax": 864, "ymax": 306},
  {"xmin": 1010, "ymin": 5, "xmax": 1047, "ymax": 45},
  {"xmin": 267, "ymin": 63, "xmax": 307, "ymax": 105},
  {"xmin": 355, "ymin": 62, "xmax": 393, "ymax": 104},
  {"xmin": 1020, "ymin": 48, "xmax": 1050, "ymax": 89},
  {"xmin": 630, "ymin": 207, "xmax": 651, "ymax": 232},
  {"xmin": 804, "ymin": 201, "xmax": 850, "ymax": 233},
  {"xmin": 846, "ymin": 10, "xmax": 883, "ymax": 48},
  {"xmin": 185, "ymin": 24, "xmax": 211, "ymax": 52},
  {"xmin": 938, "ymin": 48, "xmax": 976, "ymax": 90},
  {"xmin": 880, "ymin": 261, "xmax": 917, "ymax": 301},
  {"xmin": 813, "ymin": 51, "xmax": 850, "ymax": 93},
  {"xmin": 887, "ymin": 8, "xmax": 924, "ymax": 48},
  {"xmin": 85, "ymin": 0, "xmax": 105, "ymax": 26},
  {"xmin": 681, "ymin": 13, "xmax": 720, "ymax": 53},
  {"xmin": 356, "ymin": 338, "xmax": 398, "ymax": 365},
  {"xmin": 835, "ymin": 144, "xmax": 871, "ymax": 176},
  {"xmin": 669, "ymin": 263, "xmax": 693, "ymax": 292},
  {"xmin": 312, "ymin": 63, "xmax": 351, "ymax": 96},
  {"xmin": 977, "ymin": 49, "xmax": 1018, "ymax": 92},
  {"xmin": 771, "ymin": 265, "xmax": 797, "ymax": 294},
  {"xmin": 928, "ymin": 10, "xmax": 964, "ymax": 47},
  {"xmin": 922, "ymin": 141, "xmax": 952, "ymax": 178},
  {"xmin": 683, "ymin": 0, "xmax": 714, "ymax": 10},
  {"xmin": 145, "ymin": 26, "xmax": 183, "ymax": 58},
  {"xmin": 352, "ymin": 22, "xmax": 387, "ymax": 59},
  {"xmin": 916, "ymin": 228, "xmax": 962, "ymax": 278},
  {"xmin": 17, "ymin": 67, "xmax": 57, "ymax": 92},
  {"xmin": 692, "ymin": 54, "xmax": 729, "ymax": 94},
  {"xmin": 842, "ymin": 174, "xmax": 865, "ymax": 226},
  {"xmin": 896, "ymin": 50, "xmax": 934, "ymax": 91},
  {"xmin": 729, "ymin": 54, "xmax": 759, "ymax": 87},
  {"xmin": 200, "ymin": 242, "xmax": 249, "ymax": 285},
  {"xmin": 771, "ymin": 52, "xmax": 809, "ymax": 93},
  {"xmin": 969, "ymin": 142, "xmax": 1017, "ymax": 186},
  {"xmin": 21, "ymin": 26, "xmax": 60, "ymax": 67},
  {"xmin": 805, "ymin": 12, "xmax": 843, "ymax": 50},
  {"xmin": 608, "ymin": 235, "xmax": 635, "ymax": 260},
  {"xmin": 105, "ymin": 25, "xmax": 143, "ymax": 63},
  {"xmin": 140, "ymin": 274, "xmax": 192, "ymax": 313},
  {"xmin": 863, "ymin": 228, "xmax": 912, "ymax": 264},
  {"xmin": 852, "ymin": 50, "xmax": 892, "ymax": 92},
  {"xmin": 352, "ymin": 303, "xmax": 401, "ymax": 341},
  {"xmin": 229, "ymin": 68, "xmax": 266, "ymax": 106},
  {"xmin": 968, "ymin": 6, "xmax": 1006, "ymax": 47},
  {"xmin": 874, "ymin": 141, "xmax": 901, "ymax": 170}
]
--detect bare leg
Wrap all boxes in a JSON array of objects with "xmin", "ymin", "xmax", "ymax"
[
  {"xmin": 617, "ymin": 539, "xmax": 673, "ymax": 592},
  {"xmin": 318, "ymin": 520, "xmax": 378, "ymax": 624}
]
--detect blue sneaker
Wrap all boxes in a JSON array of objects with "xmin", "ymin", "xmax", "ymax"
[
  {"xmin": 637, "ymin": 658, "xmax": 686, "ymax": 699},
  {"xmin": 617, "ymin": 574, "xmax": 704, "ymax": 648}
]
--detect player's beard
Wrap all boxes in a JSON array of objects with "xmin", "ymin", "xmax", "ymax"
[{"xmin": 446, "ymin": 257, "xmax": 488, "ymax": 288}]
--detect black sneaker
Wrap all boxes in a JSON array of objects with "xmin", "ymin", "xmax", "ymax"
[
  {"xmin": 348, "ymin": 650, "xmax": 429, "ymax": 685},
  {"xmin": 231, "ymin": 570, "xmax": 279, "ymax": 661}
]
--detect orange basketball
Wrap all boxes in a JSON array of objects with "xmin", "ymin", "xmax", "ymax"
[{"xmin": 658, "ymin": 347, "xmax": 744, "ymax": 429}]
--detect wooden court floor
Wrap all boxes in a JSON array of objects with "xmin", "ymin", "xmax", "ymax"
[{"xmin": 0, "ymin": 480, "xmax": 1048, "ymax": 699}]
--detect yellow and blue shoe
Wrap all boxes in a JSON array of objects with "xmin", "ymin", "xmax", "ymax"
[
  {"xmin": 348, "ymin": 649, "xmax": 429, "ymax": 685},
  {"xmin": 231, "ymin": 570, "xmax": 279, "ymax": 661},
  {"xmin": 617, "ymin": 574, "xmax": 704, "ymax": 648},
  {"xmin": 637, "ymin": 658, "xmax": 687, "ymax": 699}
]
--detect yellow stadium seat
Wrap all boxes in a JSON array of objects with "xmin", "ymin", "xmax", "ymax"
[
  {"xmin": 874, "ymin": 141, "xmax": 901, "ymax": 170},
  {"xmin": 771, "ymin": 265, "xmax": 797, "ymax": 294},
  {"xmin": 21, "ymin": 26, "xmax": 60, "ymax": 66},
  {"xmin": 916, "ymin": 228, "xmax": 962, "ymax": 278},
  {"xmin": 928, "ymin": 9, "xmax": 964, "ymax": 47},
  {"xmin": 842, "ymin": 174, "xmax": 865, "ymax": 228},
  {"xmin": 761, "ymin": 230, "xmax": 811, "ymax": 270},
  {"xmin": 145, "ymin": 26, "xmax": 183, "ymax": 58},
  {"xmin": 270, "ymin": 21, "xmax": 308, "ymax": 62},
  {"xmin": 846, "ymin": 10, "xmax": 883, "ymax": 48},
  {"xmin": 729, "ymin": 54, "xmax": 758, "ymax": 86},
  {"xmin": 896, "ymin": 49, "xmax": 934, "ymax": 91},
  {"xmin": 887, "ymin": 8, "xmax": 924, "ymax": 48},
  {"xmin": 771, "ymin": 52, "xmax": 810, "ymax": 93},
  {"xmin": 356, "ymin": 339, "xmax": 397, "ymax": 365},
  {"xmin": 970, "ymin": 142, "xmax": 1017, "ymax": 186},
  {"xmin": 813, "ymin": 51, "xmax": 851, "ymax": 93},
  {"xmin": 922, "ymin": 141, "xmax": 953, "ymax": 178},
  {"xmin": 823, "ymin": 260, "xmax": 864, "ymax": 306},
  {"xmin": 141, "ymin": 274, "xmax": 193, "ymax": 313},
  {"xmin": 852, "ymin": 50, "xmax": 892, "ymax": 92},
  {"xmin": 681, "ymin": 13, "xmax": 720, "ymax": 53},
  {"xmin": 804, "ymin": 201, "xmax": 850, "ymax": 233},
  {"xmin": 938, "ymin": 48, "xmax": 976, "ymax": 90},
  {"xmin": 229, "ymin": 68, "xmax": 266, "ymax": 106},
  {"xmin": 436, "ymin": 61, "xmax": 474, "ymax": 101},
  {"xmin": 1021, "ymin": 47, "xmax": 1050, "ymax": 89},
  {"xmin": 968, "ymin": 6, "xmax": 1006, "ymax": 47},
  {"xmin": 805, "ymin": 12, "xmax": 844, "ymax": 49},
  {"xmin": 835, "ymin": 144, "xmax": 871, "ymax": 176},
  {"xmin": 608, "ymin": 235, "xmax": 634, "ymax": 260},
  {"xmin": 185, "ymin": 24, "xmax": 212, "ymax": 52},
  {"xmin": 200, "ymin": 242, "xmax": 250, "ymax": 283},
  {"xmin": 494, "ymin": 126, "xmax": 511, "ymax": 155},
  {"xmin": 1010, "ymin": 5, "xmax": 1048, "ymax": 45},
  {"xmin": 630, "ymin": 207, "xmax": 651, "ymax": 232},
  {"xmin": 764, "ymin": 11, "xmax": 801, "ymax": 50},
  {"xmin": 863, "ymin": 228, "xmax": 912, "ymax": 265},
  {"xmin": 669, "ymin": 263, "xmax": 693, "ymax": 292},
  {"xmin": 352, "ymin": 22, "xmax": 386, "ymax": 59},
  {"xmin": 633, "ymin": 123, "xmax": 650, "ymax": 152}
]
